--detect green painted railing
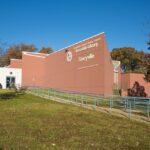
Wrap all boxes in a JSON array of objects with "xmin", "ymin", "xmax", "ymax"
[{"xmin": 27, "ymin": 87, "xmax": 150, "ymax": 120}]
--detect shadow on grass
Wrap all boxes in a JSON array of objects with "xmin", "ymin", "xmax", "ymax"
[{"xmin": 0, "ymin": 92, "xmax": 25, "ymax": 100}]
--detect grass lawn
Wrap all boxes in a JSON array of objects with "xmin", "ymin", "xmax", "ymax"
[
  {"xmin": 0, "ymin": 89, "xmax": 11, "ymax": 93},
  {"xmin": 0, "ymin": 92, "xmax": 149, "ymax": 150}
]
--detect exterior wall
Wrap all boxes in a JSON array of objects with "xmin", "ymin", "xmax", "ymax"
[
  {"xmin": 0, "ymin": 68, "xmax": 22, "ymax": 89},
  {"xmin": 121, "ymin": 73, "xmax": 150, "ymax": 97},
  {"xmin": 112, "ymin": 60, "xmax": 121, "ymax": 89},
  {"xmin": 118, "ymin": 70, "xmax": 121, "ymax": 88},
  {"xmin": 9, "ymin": 33, "xmax": 114, "ymax": 96},
  {"xmin": 114, "ymin": 72, "xmax": 120, "ymax": 87},
  {"xmin": 44, "ymin": 33, "xmax": 113, "ymax": 96},
  {"xmin": 121, "ymin": 73, "xmax": 130, "ymax": 90},
  {"xmin": 103, "ymin": 38, "xmax": 114, "ymax": 96},
  {"xmin": 22, "ymin": 52, "xmax": 46, "ymax": 87},
  {"xmin": 9, "ymin": 59, "xmax": 22, "ymax": 68},
  {"xmin": 121, "ymin": 73, "xmax": 130, "ymax": 96},
  {"xmin": 129, "ymin": 73, "xmax": 150, "ymax": 97}
]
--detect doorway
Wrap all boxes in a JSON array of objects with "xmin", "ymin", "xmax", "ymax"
[{"xmin": 6, "ymin": 77, "xmax": 16, "ymax": 88}]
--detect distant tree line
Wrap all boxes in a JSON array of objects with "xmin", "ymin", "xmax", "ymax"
[
  {"xmin": 111, "ymin": 47, "xmax": 144, "ymax": 72},
  {"xmin": 0, "ymin": 42, "xmax": 53, "ymax": 67},
  {"xmin": 111, "ymin": 40, "xmax": 150, "ymax": 82},
  {"xmin": 145, "ymin": 35, "xmax": 150, "ymax": 82}
]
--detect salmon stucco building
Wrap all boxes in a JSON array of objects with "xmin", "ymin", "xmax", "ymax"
[{"xmin": 7, "ymin": 32, "xmax": 114, "ymax": 96}]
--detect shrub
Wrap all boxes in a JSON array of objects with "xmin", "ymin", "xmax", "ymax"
[
  {"xmin": 0, "ymin": 92, "xmax": 16, "ymax": 100},
  {"xmin": 17, "ymin": 86, "xmax": 27, "ymax": 93}
]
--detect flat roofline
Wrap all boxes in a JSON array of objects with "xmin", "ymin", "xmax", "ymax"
[
  {"xmin": 11, "ymin": 59, "xmax": 22, "ymax": 61},
  {"xmin": 0, "ymin": 67, "xmax": 22, "ymax": 70},
  {"xmin": 23, "ymin": 32, "xmax": 105, "ymax": 58},
  {"xmin": 23, "ymin": 52, "xmax": 47, "ymax": 58},
  {"xmin": 112, "ymin": 60, "xmax": 120, "ymax": 62},
  {"xmin": 23, "ymin": 52, "xmax": 49, "ymax": 56}
]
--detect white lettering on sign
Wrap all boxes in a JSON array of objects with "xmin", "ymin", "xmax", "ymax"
[
  {"xmin": 75, "ymin": 43, "xmax": 98, "ymax": 53},
  {"xmin": 74, "ymin": 37, "xmax": 101, "ymax": 53},
  {"xmin": 78, "ymin": 53, "xmax": 95, "ymax": 62}
]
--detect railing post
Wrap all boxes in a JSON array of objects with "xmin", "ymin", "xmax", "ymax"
[
  {"xmin": 81, "ymin": 95, "xmax": 83, "ymax": 107},
  {"xmin": 125, "ymin": 98, "xmax": 128, "ymax": 111},
  {"xmin": 48, "ymin": 89, "xmax": 50, "ymax": 98},
  {"xmin": 70, "ymin": 93, "xmax": 72, "ymax": 102},
  {"xmin": 147, "ymin": 99, "xmax": 150, "ymax": 118},
  {"xmin": 40, "ymin": 88, "xmax": 41, "ymax": 95},
  {"xmin": 109, "ymin": 99, "xmax": 112, "ymax": 113},
  {"xmin": 53, "ymin": 89, "xmax": 55, "ymax": 99},
  {"xmin": 95, "ymin": 98, "xmax": 97, "ymax": 109},
  {"xmin": 43, "ymin": 88, "xmax": 44, "ymax": 97},
  {"xmin": 75, "ymin": 94, "xmax": 77, "ymax": 102},
  {"xmin": 41, "ymin": 88, "xmax": 43, "ymax": 96},
  {"xmin": 38, "ymin": 88, "xmax": 40, "ymax": 95},
  {"xmin": 128, "ymin": 101, "xmax": 132, "ymax": 119},
  {"xmin": 93, "ymin": 98, "xmax": 96, "ymax": 110}
]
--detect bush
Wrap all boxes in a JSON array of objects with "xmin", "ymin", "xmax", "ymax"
[
  {"xmin": 0, "ymin": 83, "xmax": 2, "ymax": 89},
  {"xmin": 113, "ymin": 89, "xmax": 121, "ymax": 96},
  {"xmin": 127, "ymin": 81, "xmax": 147, "ymax": 97},
  {"xmin": 0, "ymin": 92, "xmax": 16, "ymax": 100},
  {"xmin": 0, "ymin": 87, "xmax": 27, "ymax": 100},
  {"xmin": 17, "ymin": 86, "xmax": 27, "ymax": 93}
]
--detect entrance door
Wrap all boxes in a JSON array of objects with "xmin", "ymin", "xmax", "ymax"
[{"xmin": 6, "ymin": 77, "xmax": 16, "ymax": 88}]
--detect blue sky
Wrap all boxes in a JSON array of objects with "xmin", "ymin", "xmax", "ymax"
[{"xmin": 0, "ymin": 0, "xmax": 150, "ymax": 52}]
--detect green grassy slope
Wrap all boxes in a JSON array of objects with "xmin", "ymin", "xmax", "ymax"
[{"xmin": 0, "ymin": 93, "xmax": 149, "ymax": 150}]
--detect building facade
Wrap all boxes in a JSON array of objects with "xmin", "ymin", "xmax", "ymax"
[
  {"xmin": 9, "ymin": 32, "xmax": 114, "ymax": 96},
  {"xmin": 0, "ymin": 67, "xmax": 22, "ymax": 89},
  {"xmin": 4, "ymin": 33, "xmax": 150, "ymax": 97},
  {"xmin": 112, "ymin": 60, "xmax": 121, "ymax": 90}
]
